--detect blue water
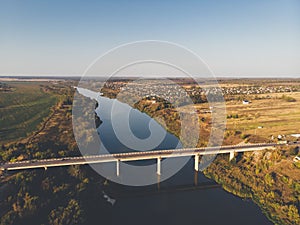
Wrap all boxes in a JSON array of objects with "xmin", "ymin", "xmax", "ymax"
[{"xmin": 93, "ymin": 95, "xmax": 272, "ymax": 225}]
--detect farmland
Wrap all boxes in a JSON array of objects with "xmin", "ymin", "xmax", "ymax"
[
  {"xmin": 0, "ymin": 82, "xmax": 59, "ymax": 144},
  {"xmin": 0, "ymin": 78, "xmax": 299, "ymax": 225},
  {"xmin": 225, "ymin": 92, "xmax": 300, "ymax": 140}
]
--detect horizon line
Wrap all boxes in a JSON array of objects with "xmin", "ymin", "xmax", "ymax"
[{"xmin": 0, "ymin": 74, "xmax": 300, "ymax": 79}]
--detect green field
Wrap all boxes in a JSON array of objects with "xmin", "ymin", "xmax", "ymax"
[{"xmin": 0, "ymin": 82, "xmax": 58, "ymax": 144}]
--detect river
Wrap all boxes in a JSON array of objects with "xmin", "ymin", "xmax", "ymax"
[{"xmin": 77, "ymin": 89, "xmax": 273, "ymax": 225}]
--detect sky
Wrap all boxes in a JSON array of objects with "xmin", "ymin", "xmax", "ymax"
[{"xmin": 0, "ymin": 0, "xmax": 299, "ymax": 77}]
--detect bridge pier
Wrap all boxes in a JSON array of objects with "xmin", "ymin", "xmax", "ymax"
[
  {"xmin": 194, "ymin": 170, "xmax": 198, "ymax": 186},
  {"xmin": 157, "ymin": 174, "xmax": 161, "ymax": 190},
  {"xmin": 116, "ymin": 160, "xmax": 120, "ymax": 177},
  {"xmin": 2, "ymin": 142, "xmax": 292, "ymax": 172},
  {"xmin": 157, "ymin": 157, "xmax": 161, "ymax": 175},
  {"xmin": 194, "ymin": 154, "xmax": 200, "ymax": 171},
  {"xmin": 229, "ymin": 151, "xmax": 235, "ymax": 161}
]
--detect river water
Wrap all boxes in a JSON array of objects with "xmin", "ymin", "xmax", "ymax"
[{"xmin": 87, "ymin": 93, "xmax": 272, "ymax": 225}]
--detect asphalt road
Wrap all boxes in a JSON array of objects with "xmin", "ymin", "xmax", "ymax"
[{"xmin": 1, "ymin": 142, "xmax": 299, "ymax": 171}]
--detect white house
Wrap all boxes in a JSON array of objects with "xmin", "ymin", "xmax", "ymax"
[
  {"xmin": 293, "ymin": 156, "xmax": 300, "ymax": 162},
  {"xmin": 291, "ymin": 134, "xmax": 300, "ymax": 138}
]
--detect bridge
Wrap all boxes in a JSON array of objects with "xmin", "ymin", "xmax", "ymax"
[{"xmin": 1, "ymin": 142, "xmax": 299, "ymax": 176}]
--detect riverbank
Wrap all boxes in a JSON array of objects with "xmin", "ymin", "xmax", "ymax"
[{"xmin": 122, "ymin": 90, "xmax": 300, "ymax": 225}]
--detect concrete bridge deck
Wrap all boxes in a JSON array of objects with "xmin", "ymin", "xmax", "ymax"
[{"xmin": 1, "ymin": 142, "xmax": 299, "ymax": 174}]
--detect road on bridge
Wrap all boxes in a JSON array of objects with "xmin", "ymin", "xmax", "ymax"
[{"xmin": 1, "ymin": 142, "xmax": 299, "ymax": 171}]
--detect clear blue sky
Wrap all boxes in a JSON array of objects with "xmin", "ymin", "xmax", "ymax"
[{"xmin": 0, "ymin": 0, "xmax": 299, "ymax": 77}]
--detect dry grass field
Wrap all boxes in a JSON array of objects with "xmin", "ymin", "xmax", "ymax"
[
  {"xmin": 190, "ymin": 91, "xmax": 300, "ymax": 145},
  {"xmin": 225, "ymin": 92, "xmax": 300, "ymax": 140}
]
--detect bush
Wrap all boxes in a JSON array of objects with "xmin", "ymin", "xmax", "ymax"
[
  {"xmin": 233, "ymin": 114, "xmax": 239, "ymax": 119},
  {"xmin": 281, "ymin": 95, "xmax": 296, "ymax": 102},
  {"xmin": 241, "ymin": 134, "xmax": 249, "ymax": 139},
  {"xmin": 288, "ymin": 147, "xmax": 299, "ymax": 156}
]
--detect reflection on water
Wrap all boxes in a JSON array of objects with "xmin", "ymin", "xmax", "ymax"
[
  {"xmin": 101, "ymin": 160, "xmax": 272, "ymax": 225},
  {"xmin": 92, "ymin": 95, "xmax": 272, "ymax": 225},
  {"xmin": 95, "ymin": 96, "xmax": 182, "ymax": 155}
]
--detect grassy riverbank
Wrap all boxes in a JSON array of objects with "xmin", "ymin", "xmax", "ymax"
[
  {"xmin": 1, "ymin": 79, "xmax": 299, "ymax": 224},
  {"xmin": 0, "ymin": 82, "xmax": 59, "ymax": 144},
  {"xmin": 125, "ymin": 86, "xmax": 300, "ymax": 225}
]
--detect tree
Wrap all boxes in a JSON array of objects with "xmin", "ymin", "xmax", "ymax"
[
  {"xmin": 68, "ymin": 165, "xmax": 84, "ymax": 180},
  {"xmin": 287, "ymin": 205, "xmax": 299, "ymax": 224},
  {"xmin": 48, "ymin": 199, "xmax": 84, "ymax": 225}
]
